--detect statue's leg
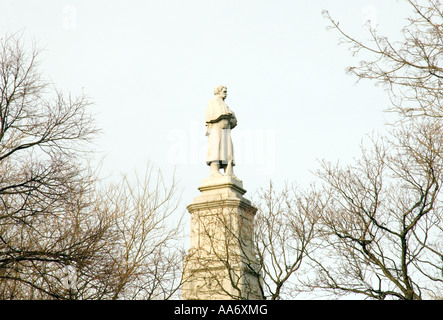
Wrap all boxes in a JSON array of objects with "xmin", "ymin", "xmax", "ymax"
[
  {"xmin": 210, "ymin": 162, "xmax": 222, "ymax": 177},
  {"xmin": 225, "ymin": 161, "xmax": 234, "ymax": 176}
]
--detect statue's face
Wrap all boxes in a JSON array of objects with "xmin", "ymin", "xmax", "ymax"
[{"xmin": 219, "ymin": 88, "xmax": 227, "ymax": 100}]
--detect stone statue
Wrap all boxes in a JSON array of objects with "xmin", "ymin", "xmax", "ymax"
[{"xmin": 205, "ymin": 85, "xmax": 237, "ymax": 178}]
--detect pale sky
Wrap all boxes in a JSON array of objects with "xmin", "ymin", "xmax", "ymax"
[{"xmin": 2, "ymin": 0, "xmax": 411, "ymax": 208}]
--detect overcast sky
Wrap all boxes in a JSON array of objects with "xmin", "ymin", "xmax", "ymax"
[{"xmin": 2, "ymin": 0, "xmax": 411, "ymax": 208}]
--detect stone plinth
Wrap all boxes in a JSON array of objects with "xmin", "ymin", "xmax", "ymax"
[{"xmin": 182, "ymin": 176, "xmax": 263, "ymax": 300}]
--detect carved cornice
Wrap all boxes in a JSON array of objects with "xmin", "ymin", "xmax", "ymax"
[
  {"xmin": 187, "ymin": 198, "xmax": 257, "ymax": 215},
  {"xmin": 198, "ymin": 182, "xmax": 246, "ymax": 195}
]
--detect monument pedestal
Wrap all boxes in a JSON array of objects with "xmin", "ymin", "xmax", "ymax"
[{"xmin": 182, "ymin": 176, "xmax": 263, "ymax": 300}]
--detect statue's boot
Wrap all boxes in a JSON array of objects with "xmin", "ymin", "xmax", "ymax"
[
  {"xmin": 210, "ymin": 162, "xmax": 223, "ymax": 177},
  {"xmin": 225, "ymin": 162, "xmax": 240, "ymax": 181}
]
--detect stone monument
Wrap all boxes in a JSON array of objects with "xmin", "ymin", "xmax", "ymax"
[{"xmin": 182, "ymin": 86, "xmax": 263, "ymax": 300}]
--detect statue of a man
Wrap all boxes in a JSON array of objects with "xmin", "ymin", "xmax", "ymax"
[{"xmin": 205, "ymin": 85, "xmax": 237, "ymax": 178}]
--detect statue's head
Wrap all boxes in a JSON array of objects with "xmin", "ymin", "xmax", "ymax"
[{"xmin": 214, "ymin": 85, "xmax": 227, "ymax": 100}]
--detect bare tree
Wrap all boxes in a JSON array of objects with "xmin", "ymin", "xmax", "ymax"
[
  {"xmin": 253, "ymin": 183, "xmax": 321, "ymax": 300},
  {"xmin": 0, "ymin": 32, "xmax": 102, "ymax": 299},
  {"xmin": 304, "ymin": 119, "xmax": 443, "ymax": 300},
  {"xmin": 301, "ymin": 0, "xmax": 443, "ymax": 300},
  {"xmin": 0, "ymin": 33, "xmax": 185, "ymax": 300},
  {"xmin": 323, "ymin": 0, "xmax": 443, "ymax": 119},
  {"xmin": 82, "ymin": 165, "xmax": 185, "ymax": 300}
]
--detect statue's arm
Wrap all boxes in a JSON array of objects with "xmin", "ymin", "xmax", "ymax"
[{"xmin": 207, "ymin": 114, "xmax": 232, "ymax": 124}]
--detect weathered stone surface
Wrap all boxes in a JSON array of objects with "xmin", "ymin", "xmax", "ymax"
[
  {"xmin": 182, "ymin": 175, "xmax": 262, "ymax": 300},
  {"xmin": 206, "ymin": 85, "xmax": 237, "ymax": 178}
]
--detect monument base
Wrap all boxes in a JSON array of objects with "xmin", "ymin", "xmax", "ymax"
[{"xmin": 182, "ymin": 175, "xmax": 263, "ymax": 300}]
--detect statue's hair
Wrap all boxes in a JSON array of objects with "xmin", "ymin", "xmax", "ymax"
[{"xmin": 213, "ymin": 85, "xmax": 227, "ymax": 95}]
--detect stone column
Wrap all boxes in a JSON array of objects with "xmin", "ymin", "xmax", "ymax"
[{"xmin": 182, "ymin": 176, "xmax": 263, "ymax": 300}]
